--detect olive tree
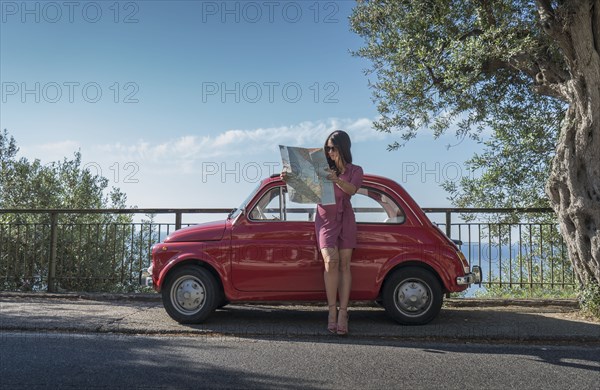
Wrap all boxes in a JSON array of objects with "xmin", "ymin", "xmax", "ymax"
[
  {"xmin": 350, "ymin": 0, "xmax": 600, "ymax": 288},
  {"xmin": 0, "ymin": 129, "xmax": 136, "ymax": 291}
]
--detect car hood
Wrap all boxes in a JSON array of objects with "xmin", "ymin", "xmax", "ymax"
[{"xmin": 164, "ymin": 220, "xmax": 226, "ymax": 242}]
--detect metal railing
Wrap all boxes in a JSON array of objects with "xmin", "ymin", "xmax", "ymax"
[
  {"xmin": 423, "ymin": 208, "xmax": 575, "ymax": 290},
  {"xmin": 0, "ymin": 208, "xmax": 230, "ymax": 293},
  {"xmin": 0, "ymin": 208, "xmax": 575, "ymax": 293}
]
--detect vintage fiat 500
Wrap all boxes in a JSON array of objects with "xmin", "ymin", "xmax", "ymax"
[{"xmin": 150, "ymin": 174, "xmax": 481, "ymax": 325}]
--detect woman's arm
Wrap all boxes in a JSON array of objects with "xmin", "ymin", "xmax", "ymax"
[{"xmin": 334, "ymin": 177, "xmax": 357, "ymax": 195}]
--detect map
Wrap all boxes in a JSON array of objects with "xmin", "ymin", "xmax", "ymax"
[{"xmin": 279, "ymin": 145, "xmax": 335, "ymax": 205}]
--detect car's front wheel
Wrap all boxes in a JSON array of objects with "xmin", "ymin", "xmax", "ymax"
[
  {"xmin": 382, "ymin": 267, "xmax": 442, "ymax": 325},
  {"xmin": 162, "ymin": 266, "xmax": 219, "ymax": 324}
]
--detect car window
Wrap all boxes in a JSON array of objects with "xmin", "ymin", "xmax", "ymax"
[
  {"xmin": 229, "ymin": 183, "xmax": 261, "ymax": 220},
  {"xmin": 250, "ymin": 185, "xmax": 404, "ymax": 224},
  {"xmin": 352, "ymin": 187, "xmax": 405, "ymax": 224},
  {"xmin": 249, "ymin": 187, "xmax": 283, "ymax": 221},
  {"xmin": 249, "ymin": 186, "xmax": 317, "ymax": 222},
  {"xmin": 285, "ymin": 191, "xmax": 317, "ymax": 222}
]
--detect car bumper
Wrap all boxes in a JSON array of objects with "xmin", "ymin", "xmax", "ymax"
[
  {"xmin": 140, "ymin": 265, "xmax": 153, "ymax": 287},
  {"xmin": 456, "ymin": 266, "xmax": 482, "ymax": 286}
]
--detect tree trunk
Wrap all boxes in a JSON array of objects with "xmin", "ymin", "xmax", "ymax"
[
  {"xmin": 545, "ymin": 1, "xmax": 600, "ymax": 286},
  {"xmin": 547, "ymin": 107, "xmax": 600, "ymax": 286}
]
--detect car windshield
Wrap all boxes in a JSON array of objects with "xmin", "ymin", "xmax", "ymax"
[{"xmin": 228, "ymin": 183, "xmax": 262, "ymax": 220}]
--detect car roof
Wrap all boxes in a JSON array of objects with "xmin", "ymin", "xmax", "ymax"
[
  {"xmin": 267, "ymin": 173, "xmax": 400, "ymax": 188},
  {"xmin": 261, "ymin": 173, "xmax": 428, "ymax": 226}
]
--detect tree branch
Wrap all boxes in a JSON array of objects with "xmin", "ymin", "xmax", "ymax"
[
  {"xmin": 534, "ymin": 54, "xmax": 570, "ymax": 85},
  {"xmin": 532, "ymin": 83, "xmax": 569, "ymax": 101},
  {"xmin": 458, "ymin": 29, "xmax": 484, "ymax": 41},
  {"xmin": 481, "ymin": 52, "xmax": 539, "ymax": 80},
  {"xmin": 475, "ymin": 0, "xmax": 497, "ymax": 27},
  {"xmin": 480, "ymin": 49, "xmax": 569, "ymax": 101},
  {"xmin": 536, "ymin": 0, "xmax": 577, "ymax": 63},
  {"xmin": 536, "ymin": 0, "xmax": 556, "ymax": 20},
  {"xmin": 424, "ymin": 64, "xmax": 445, "ymax": 89},
  {"xmin": 481, "ymin": 58, "xmax": 512, "ymax": 73}
]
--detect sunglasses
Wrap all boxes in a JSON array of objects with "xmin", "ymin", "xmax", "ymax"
[{"xmin": 325, "ymin": 146, "xmax": 337, "ymax": 153}]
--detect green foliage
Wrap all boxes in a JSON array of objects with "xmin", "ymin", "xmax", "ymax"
[
  {"xmin": 350, "ymin": 0, "xmax": 563, "ymax": 143},
  {"xmin": 474, "ymin": 286, "xmax": 576, "ymax": 299},
  {"xmin": 350, "ymin": 0, "xmax": 567, "ymax": 209},
  {"xmin": 0, "ymin": 129, "xmax": 141, "ymax": 292},
  {"xmin": 1, "ymin": 130, "xmax": 128, "ymax": 212},
  {"xmin": 578, "ymin": 280, "xmax": 600, "ymax": 319},
  {"xmin": 442, "ymin": 100, "xmax": 564, "ymax": 209}
]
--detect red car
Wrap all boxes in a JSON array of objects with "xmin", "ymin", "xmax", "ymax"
[{"xmin": 150, "ymin": 174, "xmax": 481, "ymax": 325}]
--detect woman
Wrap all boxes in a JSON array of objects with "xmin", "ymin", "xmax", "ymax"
[
  {"xmin": 282, "ymin": 130, "xmax": 363, "ymax": 335},
  {"xmin": 318, "ymin": 130, "xmax": 363, "ymax": 335}
]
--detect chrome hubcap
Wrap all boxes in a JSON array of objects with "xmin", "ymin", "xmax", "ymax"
[
  {"xmin": 395, "ymin": 279, "xmax": 431, "ymax": 315},
  {"xmin": 172, "ymin": 276, "xmax": 206, "ymax": 314}
]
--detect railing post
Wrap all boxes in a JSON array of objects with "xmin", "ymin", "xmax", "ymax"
[
  {"xmin": 175, "ymin": 212, "xmax": 182, "ymax": 230},
  {"xmin": 445, "ymin": 210, "xmax": 452, "ymax": 300},
  {"xmin": 48, "ymin": 212, "xmax": 58, "ymax": 293}
]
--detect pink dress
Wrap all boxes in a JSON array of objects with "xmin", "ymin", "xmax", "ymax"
[{"xmin": 315, "ymin": 163, "xmax": 364, "ymax": 249}]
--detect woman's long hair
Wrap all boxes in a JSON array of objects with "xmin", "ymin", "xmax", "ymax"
[{"xmin": 324, "ymin": 130, "xmax": 352, "ymax": 175}]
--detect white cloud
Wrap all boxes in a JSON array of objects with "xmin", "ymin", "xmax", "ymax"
[
  {"xmin": 91, "ymin": 117, "xmax": 384, "ymax": 172},
  {"xmin": 19, "ymin": 140, "xmax": 81, "ymax": 163},
  {"xmin": 19, "ymin": 117, "xmax": 389, "ymax": 181}
]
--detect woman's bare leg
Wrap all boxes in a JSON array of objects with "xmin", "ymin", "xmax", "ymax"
[
  {"xmin": 321, "ymin": 247, "xmax": 340, "ymax": 327},
  {"xmin": 337, "ymin": 248, "xmax": 353, "ymax": 333}
]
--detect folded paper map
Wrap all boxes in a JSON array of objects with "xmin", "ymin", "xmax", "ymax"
[{"xmin": 279, "ymin": 145, "xmax": 335, "ymax": 205}]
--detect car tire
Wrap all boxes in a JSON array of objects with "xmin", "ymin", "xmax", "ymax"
[
  {"xmin": 216, "ymin": 300, "xmax": 230, "ymax": 310},
  {"xmin": 382, "ymin": 267, "xmax": 442, "ymax": 325},
  {"xmin": 162, "ymin": 266, "xmax": 219, "ymax": 324}
]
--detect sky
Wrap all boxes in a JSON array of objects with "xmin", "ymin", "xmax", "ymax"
[{"xmin": 0, "ymin": 0, "xmax": 485, "ymax": 222}]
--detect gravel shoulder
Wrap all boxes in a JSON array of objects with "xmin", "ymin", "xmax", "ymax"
[{"xmin": 1, "ymin": 294, "xmax": 598, "ymax": 344}]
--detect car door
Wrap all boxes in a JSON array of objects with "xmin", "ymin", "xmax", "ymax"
[
  {"xmin": 230, "ymin": 185, "xmax": 324, "ymax": 292},
  {"xmin": 351, "ymin": 186, "xmax": 422, "ymax": 299}
]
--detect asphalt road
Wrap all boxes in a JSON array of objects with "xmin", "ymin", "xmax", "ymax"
[
  {"xmin": 1, "ymin": 295, "xmax": 599, "ymax": 389},
  {"xmin": 1, "ymin": 332, "xmax": 599, "ymax": 389}
]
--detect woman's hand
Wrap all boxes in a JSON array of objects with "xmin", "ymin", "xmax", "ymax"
[
  {"xmin": 326, "ymin": 168, "xmax": 357, "ymax": 195},
  {"xmin": 325, "ymin": 168, "xmax": 339, "ymax": 184},
  {"xmin": 280, "ymin": 171, "xmax": 289, "ymax": 182}
]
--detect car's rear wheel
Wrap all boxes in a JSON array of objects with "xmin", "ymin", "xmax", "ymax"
[
  {"xmin": 162, "ymin": 266, "xmax": 219, "ymax": 324},
  {"xmin": 382, "ymin": 267, "xmax": 442, "ymax": 325}
]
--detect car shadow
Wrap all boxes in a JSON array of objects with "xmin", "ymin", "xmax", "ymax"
[
  {"xmin": 173, "ymin": 304, "xmax": 600, "ymax": 373},
  {"xmin": 187, "ymin": 304, "xmax": 599, "ymax": 343}
]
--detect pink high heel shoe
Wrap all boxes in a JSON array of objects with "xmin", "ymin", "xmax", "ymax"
[
  {"xmin": 327, "ymin": 305, "xmax": 337, "ymax": 334},
  {"xmin": 337, "ymin": 307, "xmax": 348, "ymax": 336}
]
